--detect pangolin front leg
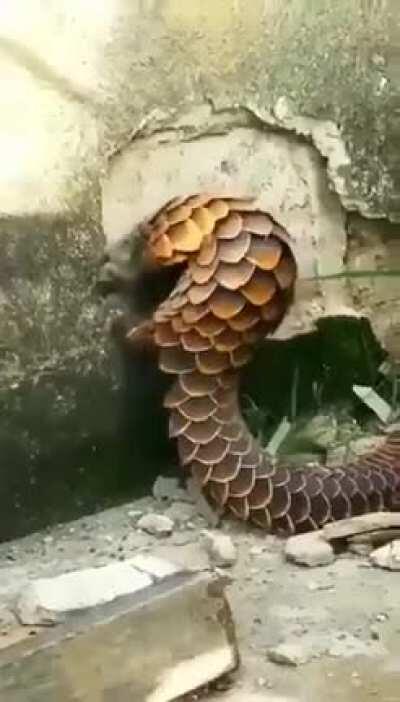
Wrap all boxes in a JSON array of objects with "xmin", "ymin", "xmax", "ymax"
[{"xmin": 127, "ymin": 193, "xmax": 400, "ymax": 536}]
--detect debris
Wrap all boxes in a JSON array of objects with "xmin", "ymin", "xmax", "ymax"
[
  {"xmin": 352, "ymin": 385, "xmax": 392, "ymax": 423},
  {"xmin": 267, "ymin": 642, "xmax": 311, "ymax": 666},
  {"xmin": 201, "ymin": 531, "xmax": 237, "ymax": 568},
  {"xmin": 322, "ymin": 513, "xmax": 400, "ymax": 542},
  {"xmin": 164, "ymin": 501, "xmax": 196, "ymax": 524},
  {"xmin": 370, "ymin": 540, "xmax": 400, "ymax": 571},
  {"xmin": 137, "ymin": 513, "xmax": 174, "ymax": 536},
  {"xmin": 327, "ymin": 632, "xmax": 385, "ymax": 659},
  {"xmin": 152, "ymin": 475, "xmax": 190, "ymax": 503},
  {"xmin": 15, "ymin": 563, "xmax": 152, "ymax": 626},
  {"xmin": 285, "ymin": 533, "xmax": 335, "ymax": 567},
  {"xmin": 349, "ymin": 527, "xmax": 400, "ymax": 549}
]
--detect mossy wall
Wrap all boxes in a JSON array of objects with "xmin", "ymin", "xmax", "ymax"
[{"xmin": 0, "ymin": 0, "xmax": 398, "ymax": 541}]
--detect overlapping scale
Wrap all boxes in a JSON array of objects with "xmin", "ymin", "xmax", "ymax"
[
  {"xmin": 197, "ymin": 236, "xmax": 217, "ymax": 266},
  {"xmin": 178, "ymin": 435, "xmax": 199, "ymax": 465},
  {"xmin": 159, "ymin": 347, "xmax": 196, "ymax": 374},
  {"xmin": 217, "ymin": 231, "xmax": 251, "ymax": 263},
  {"xmin": 169, "ymin": 410, "xmax": 190, "ymax": 437},
  {"xmin": 226, "ymin": 197, "xmax": 256, "ymax": 211},
  {"xmin": 181, "ymin": 329, "xmax": 212, "ymax": 352},
  {"xmin": 154, "ymin": 323, "xmax": 179, "ymax": 348},
  {"xmin": 214, "ymin": 328, "xmax": 242, "ymax": 352},
  {"xmin": 195, "ymin": 437, "xmax": 230, "ymax": 464},
  {"xmin": 207, "ymin": 199, "xmax": 230, "ymax": 220},
  {"xmin": 189, "ymin": 256, "xmax": 219, "ymax": 284},
  {"xmin": 180, "ymin": 371, "xmax": 219, "ymax": 396},
  {"xmin": 191, "ymin": 207, "xmax": 215, "ymax": 237},
  {"xmin": 167, "ymin": 204, "xmax": 192, "ymax": 225},
  {"xmin": 169, "ymin": 219, "xmax": 204, "ymax": 253},
  {"xmin": 227, "ymin": 306, "xmax": 259, "ymax": 331},
  {"xmin": 246, "ymin": 236, "xmax": 282, "ymax": 270},
  {"xmin": 196, "ymin": 349, "xmax": 232, "ymax": 374},
  {"xmin": 242, "ymin": 212, "xmax": 274, "ymax": 236},
  {"xmin": 151, "ymin": 232, "xmax": 173, "ymax": 260},
  {"xmin": 195, "ymin": 314, "xmax": 226, "ymax": 337},
  {"xmin": 187, "ymin": 280, "xmax": 217, "ymax": 305},
  {"xmin": 209, "ymin": 289, "xmax": 246, "ymax": 319},
  {"xmin": 208, "ymin": 481, "xmax": 230, "ymax": 506},
  {"xmin": 191, "ymin": 460, "xmax": 213, "ymax": 485},
  {"xmin": 182, "ymin": 302, "xmax": 210, "ymax": 324},
  {"xmin": 214, "ymin": 259, "xmax": 255, "ymax": 290},
  {"xmin": 274, "ymin": 255, "xmax": 297, "ymax": 289},
  {"xmin": 241, "ymin": 271, "xmax": 277, "ymax": 306},
  {"xmin": 143, "ymin": 193, "xmax": 400, "ymax": 537},
  {"xmin": 216, "ymin": 213, "xmax": 243, "ymax": 240},
  {"xmin": 184, "ymin": 418, "xmax": 221, "ymax": 444},
  {"xmin": 179, "ymin": 395, "xmax": 217, "ymax": 421},
  {"xmin": 210, "ymin": 453, "xmax": 242, "ymax": 482}
]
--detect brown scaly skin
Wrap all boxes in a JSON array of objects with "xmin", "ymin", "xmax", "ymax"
[{"xmin": 126, "ymin": 193, "xmax": 400, "ymax": 536}]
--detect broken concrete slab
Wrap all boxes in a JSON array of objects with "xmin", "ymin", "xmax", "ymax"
[
  {"xmin": 1, "ymin": 570, "xmax": 239, "ymax": 702},
  {"xmin": 322, "ymin": 513, "xmax": 400, "ymax": 542},
  {"xmin": 370, "ymin": 540, "xmax": 400, "ymax": 571},
  {"xmin": 15, "ymin": 561, "xmax": 153, "ymax": 626}
]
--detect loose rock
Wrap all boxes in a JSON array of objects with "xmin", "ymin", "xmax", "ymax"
[
  {"xmin": 370, "ymin": 540, "xmax": 400, "ymax": 571},
  {"xmin": 267, "ymin": 642, "xmax": 311, "ymax": 666},
  {"xmin": 285, "ymin": 533, "xmax": 335, "ymax": 567},
  {"xmin": 137, "ymin": 513, "xmax": 174, "ymax": 537},
  {"xmin": 201, "ymin": 530, "xmax": 237, "ymax": 568},
  {"xmin": 164, "ymin": 501, "xmax": 196, "ymax": 524},
  {"xmin": 15, "ymin": 563, "xmax": 152, "ymax": 625}
]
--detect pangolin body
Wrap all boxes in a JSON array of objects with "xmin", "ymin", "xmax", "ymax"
[{"xmin": 128, "ymin": 194, "xmax": 400, "ymax": 536}]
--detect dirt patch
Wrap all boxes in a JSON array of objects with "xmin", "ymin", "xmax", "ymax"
[{"xmin": 1, "ymin": 482, "xmax": 399, "ymax": 701}]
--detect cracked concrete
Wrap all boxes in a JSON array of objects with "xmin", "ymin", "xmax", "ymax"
[
  {"xmin": 1, "ymin": 485, "xmax": 399, "ymax": 701},
  {"xmin": 0, "ymin": 0, "xmax": 399, "ymax": 539}
]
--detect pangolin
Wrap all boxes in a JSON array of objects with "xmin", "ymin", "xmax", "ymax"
[{"xmin": 126, "ymin": 194, "xmax": 400, "ymax": 535}]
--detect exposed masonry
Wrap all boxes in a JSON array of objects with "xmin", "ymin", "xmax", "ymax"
[{"xmin": 109, "ymin": 98, "xmax": 396, "ymax": 224}]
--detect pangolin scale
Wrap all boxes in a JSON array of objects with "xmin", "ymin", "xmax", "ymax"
[{"xmin": 127, "ymin": 194, "xmax": 400, "ymax": 536}]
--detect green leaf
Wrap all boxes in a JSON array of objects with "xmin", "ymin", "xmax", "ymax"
[{"xmin": 352, "ymin": 385, "xmax": 392, "ymax": 423}]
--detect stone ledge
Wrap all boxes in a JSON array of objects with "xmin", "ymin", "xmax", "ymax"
[{"xmin": 0, "ymin": 564, "xmax": 239, "ymax": 702}]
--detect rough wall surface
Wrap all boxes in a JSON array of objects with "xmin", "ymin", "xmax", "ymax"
[{"xmin": 0, "ymin": 0, "xmax": 399, "ymax": 540}]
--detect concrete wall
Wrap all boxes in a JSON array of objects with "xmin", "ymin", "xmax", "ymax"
[{"xmin": 0, "ymin": 0, "xmax": 399, "ymax": 540}]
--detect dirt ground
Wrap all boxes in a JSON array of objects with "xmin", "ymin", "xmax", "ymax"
[{"xmin": 1, "ymin": 481, "xmax": 399, "ymax": 702}]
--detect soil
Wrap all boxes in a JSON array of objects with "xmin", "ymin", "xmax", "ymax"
[{"xmin": 0, "ymin": 483, "xmax": 399, "ymax": 702}]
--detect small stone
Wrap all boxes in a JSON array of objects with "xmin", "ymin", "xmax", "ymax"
[
  {"xmin": 375, "ymin": 613, "xmax": 388, "ymax": 622},
  {"xmin": 370, "ymin": 626, "xmax": 380, "ymax": 640},
  {"xmin": 370, "ymin": 540, "xmax": 400, "ymax": 571},
  {"xmin": 164, "ymin": 501, "xmax": 196, "ymax": 524},
  {"xmin": 249, "ymin": 545, "xmax": 265, "ymax": 556},
  {"xmin": 16, "ymin": 563, "xmax": 152, "ymax": 625},
  {"xmin": 137, "ymin": 513, "xmax": 174, "ymax": 536},
  {"xmin": 201, "ymin": 530, "xmax": 237, "ymax": 568},
  {"xmin": 43, "ymin": 536, "xmax": 54, "ymax": 545},
  {"xmin": 127, "ymin": 510, "xmax": 143, "ymax": 521},
  {"xmin": 285, "ymin": 533, "xmax": 335, "ymax": 567},
  {"xmin": 267, "ymin": 642, "xmax": 310, "ymax": 666}
]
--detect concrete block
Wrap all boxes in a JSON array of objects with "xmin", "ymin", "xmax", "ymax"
[
  {"xmin": 16, "ymin": 562, "xmax": 152, "ymax": 625},
  {"xmin": 0, "ymin": 571, "xmax": 238, "ymax": 702},
  {"xmin": 128, "ymin": 554, "xmax": 182, "ymax": 580}
]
